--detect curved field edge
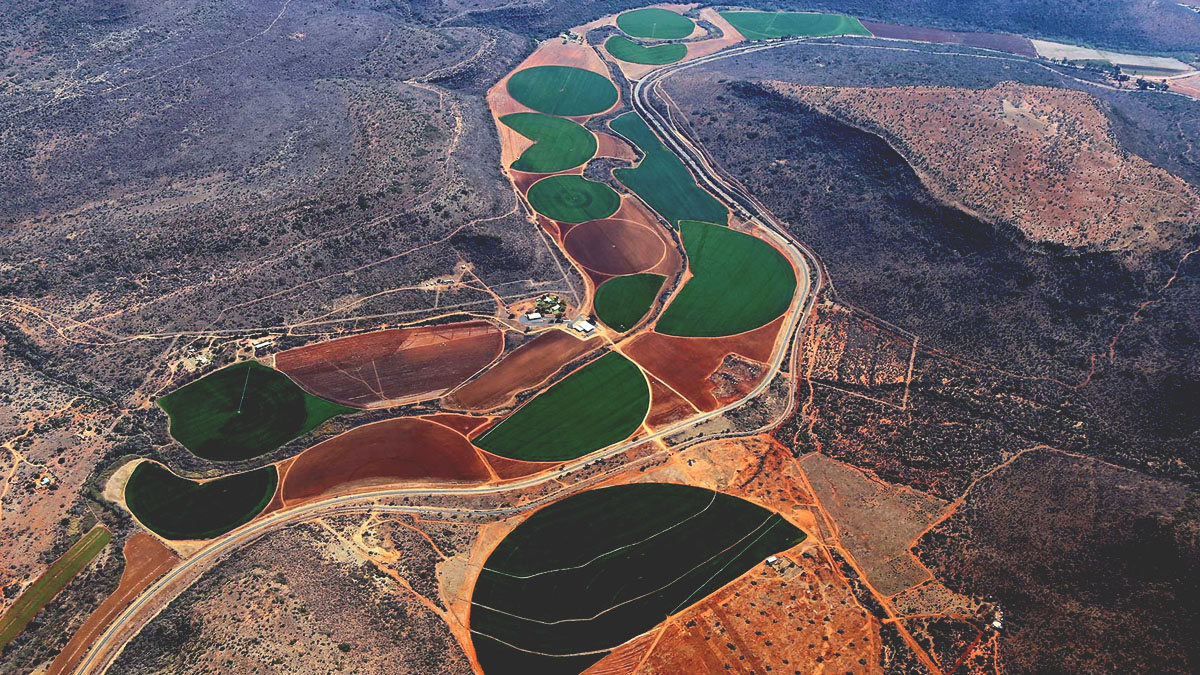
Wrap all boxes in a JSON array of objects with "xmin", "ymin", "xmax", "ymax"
[
  {"xmin": 605, "ymin": 36, "xmax": 686, "ymax": 66},
  {"xmin": 526, "ymin": 174, "xmax": 622, "ymax": 224},
  {"xmin": 657, "ymin": 221, "xmax": 796, "ymax": 337},
  {"xmin": 505, "ymin": 66, "xmax": 619, "ymax": 117},
  {"xmin": 157, "ymin": 360, "xmax": 352, "ymax": 462},
  {"xmin": 594, "ymin": 273, "xmax": 665, "ymax": 332},
  {"xmin": 616, "ymin": 8, "xmax": 695, "ymax": 40},
  {"xmin": 501, "ymin": 113, "xmax": 598, "ymax": 173},
  {"xmin": 125, "ymin": 462, "xmax": 278, "ymax": 540},
  {"xmin": 470, "ymin": 483, "xmax": 806, "ymax": 674},
  {"xmin": 472, "ymin": 351, "xmax": 650, "ymax": 461},
  {"xmin": 720, "ymin": 11, "xmax": 869, "ymax": 40}
]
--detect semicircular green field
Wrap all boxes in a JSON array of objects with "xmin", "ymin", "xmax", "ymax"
[
  {"xmin": 157, "ymin": 361, "xmax": 353, "ymax": 462},
  {"xmin": 471, "ymin": 482, "xmax": 806, "ymax": 675},
  {"xmin": 526, "ymin": 174, "xmax": 621, "ymax": 223},
  {"xmin": 604, "ymin": 36, "xmax": 687, "ymax": 65},
  {"xmin": 720, "ymin": 11, "xmax": 869, "ymax": 40},
  {"xmin": 506, "ymin": 66, "xmax": 618, "ymax": 117},
  {"xmin": 473, "ymin": 351, "xmax": 649, "ymax": 461},
  {"xmin": 125, "ymin": 462, "xmax": 278, "ymax": 540},
  {"xmin": 616, "ymin": 8, "xmax": 695, "ymax": 39},
  {"xmin": 657, "ymin": 221, "xmax": 796, "ymax": 337},
  {"xmin": 501, "ymin": 113, "xmax": 597, "ymax": 173},
  {"xmin": 594, "ymin": 273, "xmax": 665, "ymax": 332}
]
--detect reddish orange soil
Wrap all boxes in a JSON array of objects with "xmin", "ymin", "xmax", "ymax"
[
  {"xmin": 580, "ymin": 631, "xmax": 661, "ymax": 675},
  {"xmin": 646, "ymin": 375, "xmax": 698, "ymax": 429},
  {"xmin": 623, "ymin": 316, "xmax": 783, "ymax": 411},
  {"xmin": 477, "ymin": 449, "xmax": 559, "ymax": 480},
  {"xmin": 422, "ymin": 413, "xmax": 492, "ymax": 436},
  {"xmin": 444, "ymin": 330, "xmax": 602, "ymax": 411},
  {"xmin": 1170, "ymin": 72, "xmax": 1200, "ymax": 99},
  {"xmin": 594, "ymin": 132, "xmax": 637, "ymax": 161},
  {"xmin": 47, "ymin": 534, "xmax": 180, "ymax": 675},
  {"xmin": 281, "ymin": 418, "xmax": 492, "ymax": 504},
  {"xmin": 274, "ymin": 321, "xmax": 503, "ymax": 409},
  {"xmin": 563, "ymin": 218, "xmax": 668, "ymax": 276}
]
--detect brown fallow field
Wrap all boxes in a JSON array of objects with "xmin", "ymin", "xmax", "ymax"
[
  {"xmin": 274, "ymin": 320, "xmax": 503, "ymax": 408},
  {"xmin": 444, "ymin": 330, "xmax": 602, "ymax": 411},
  {"xmin": 860, "ymin": 20, "xmax": 1037, "ymax": 57}
]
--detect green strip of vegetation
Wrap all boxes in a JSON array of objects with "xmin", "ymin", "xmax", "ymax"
[
  {"xmin": 657, "ymin": 221, "xmax": 795, "ymax": 337},
  {"xmin": 125, "ymin": 462, "xmax": 278, "ymax": 540},
  {"xmin": 471, "ymin": 483, "xmax": 805, "ymax": 674},
  {"xmin": 720, "ymin": 11, "xmax": 869, "ymax": 40},
  {"xmin": 610, "ymin": 113, "xmax": 728, "ymax": 227},
  {"xmin": 594, "ymin": 273, "xmax": 665, "ymax": 332},
  {"xmin": 157, "ymin": 361, "xmax": 352, "ymax": 462},
  {"xmin": 604, "ymin": 36, "xmax": 687, "ymax": 65},
  {"xmin": 474, "ymin": 352, "xmax": 649, "ymax": 461},
  {"xmin": 616, "ymin": 8, "xmax": 695, "ymax": 39},
  {"xmin": 525, "ymin": 174, "xmax": 621, "ymax": 223},
  {"xmin": 501, "ymin": 113, "xmax": 597, "ymax": 173},
  {"xmin": 0, "ymin": 525, "xmax": 112, "ymax": 651},
  {"xmin": 506, "ymin": 66, "xmax": 618, "ymax": 117}
]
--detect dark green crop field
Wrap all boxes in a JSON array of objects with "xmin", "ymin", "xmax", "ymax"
[
  {"xmin": 501, "ymin": 113, "xmax": 597, "ymax": 173},
  {"xmin": 473, "ymin": 352, "xmax": 649, "ymax": 461},
  {"xmin": 125, "ymin": 462, "xmax": 278, "ymax": 540},
  {"xmin": 506, "ymin": 66, "xmax": 618, "ymax": 117},
  {"xmin": 594, "ymin": 273, "xmax": 664, "ymax": 332},
  {"xmin": 526, "ymin": 174, "xmax": 621, "ymax": 223},
  {"xmin": 616, "ymin": 8, "xmax": 695, "ymax": 39},
  {"xmin": 157, "ymin": 361, "xmax": 352, "ymax": 462},
  {"xmin": 657, "ymin": 221, "xmax": 796, "ymax": 337},
  {"xmin": 604, "ymin": 36, "xmax": 687, "ymax": 65},
  {"xmin": 471, "ymin": 483, "xmax": 805, "ymax": 674},
  {"xmin": 611, "ymin": 113, "xmax": 727, "ymax": 227},
  {"xmin": 720, "ymin": 11, "xmax": 869, "ymax": 40}
]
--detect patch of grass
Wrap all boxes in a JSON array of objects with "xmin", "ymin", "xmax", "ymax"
[
  {"xmin": 616, "ymin": 8, "xmax": 695, "ymax": 39},
  {"xmin": 611, "ymin": 113, "xmax": 728, "ymax": 227},
  {"xmin": 657, "ymin": 221, "xmax": 795, "ymax": 337},
  {"xmin": 125, "ymin": 462, "xmax": 278, "ymax": 540},
  {"xmin": 474, "ymin": 352, "xmax": 649, "ymax": 461},
  {"xmin": 158, "ymin": 361, "xmax": 352, "ymax": 462},
  {"xmin": 525, "ymin": 174, "xmax": 621, "ymax": 223},
  {"xmin": 0, "ymin": 525, "xmax": 112, "ymax": 651},
  {"xmin": 471, "ymin": 483, "xmax": 805, "ymax": 674},
  {"xmin": 604, "ymin": 36, "xmax": 687, "ymax": 65},
  {"xmin": 594, "ymin": 273, "xmax": 664, "ymax": 332},
  {"xmin": 720, "ymin": 11, "xmax": 869, "ymax": 40},
  {"xmin": 501, "ymin": 113, "xmax": 597, "ymax": 173},
  {"xmin": 506, "ymin": 66, "xmax": 618, "ymax": 117}
]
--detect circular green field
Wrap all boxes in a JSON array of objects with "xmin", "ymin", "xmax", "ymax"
[
  {"xmin": 501, "ymin": 113, "xmax": 597, "ymax": 173},
  {"xmin": 594, "ymin": 273, "xmax": 665, "ymax": 332},
  {"xmin": 126, "ymin": 462, "xmax": 278, "ymax": 540},
  {"xmin": 526, "ymin": 174, "xmax": 620, "ymax": 223},
  {"xmin": 471, "ymin": 483, "xmax": 805, "ymax": 674},
  {"xmin": 616, "ymin": 8, "xmax": 695, "ymax": 39},
  {"xmin": 506, "ymin": 66, "xmax": 618, "ymax": 117},
  {"xmin": 604, "ymin": 36, "xmax": 687, "ymax": 66}
]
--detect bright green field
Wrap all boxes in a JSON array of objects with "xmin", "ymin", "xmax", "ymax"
[
  {"xmin": 657, "ymin": 221, "xmax": 796, "ymax": 337},
  {"xmin": 720, "ymin": 11, "xmax": 869, "ymax": 40},
  {"xmin": 611, "ymin": 113, "xmax": 728, "ymax": 227},
  {"xmin": 0, "ymin": 525, "xmax": 111, "ymax": 651},
  {"xmin": 594, "ymin": 273, "xmax": 665, "ymax": 332},
  {"xmin": 501, "ymin": 113, "xmax": 597, "ymax": 173},
  {"xmin": 526, "ymin": 174, "xmax": 621, "ymax": 223},
  {"xmin": 471, "ymin": 483, "xmax": 805, "ymax": 675},
  {"xmin": 157, "ymin": 361, "xmax": 352, "ymax": 462},
  {"xmin": 604, "ymin": 36, "xmax": 687, "ymax": 65},
  {"xmin": 616, "ymin": 8, "xmax": 695, "ymax": 39},
  {"xmin": 506, "ymin": 66, "xmax": 618, "ymax": 117},
  {"xmin": 125, "ymin": 463, "xmax": 278, "ymax": 540},
  {"xmin": 473, "ymin": 352, "xmax": 649, "ymax": 461}
]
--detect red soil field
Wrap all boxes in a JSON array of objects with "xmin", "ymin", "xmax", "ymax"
[
  {"xmin": 624, "ymin": 316, "xmax": 783, "ymax": 411},
  {"xmin": 47, "ymin": 534, "xmax": 180, "ymax": 675},
  {"xmin": 274, "ymin": 321, "xmax": 503, "ymax": 409},
  {"xmin": 594, "ymin": 132, "xmax": 637, "ymax": 161},
  {"xmin": 1170, "ymin": 72, "xmax": 1200, "ymax": 99},
  {"xmin": 281, "ymin": 418, "xmax": 493, "ymax": 504},
  {"xmin": 563, "ymin": 218, "xmax": 668, "ymax": 276},
  {"xmin": 423, "ymin": 413, "xmax": 492, "ymax": 436},
  {"xmin": 646, "ymin": 375, "xmax": 697, "ymax": 429},
  {"xmin": 861, "ymin": 20, "xmax": 1037, "ymax": 57},
  {"xmin": 444, "ymin": 330, "xmax": 602, "ymax": 411},
  {"xmin": 477, "ymin": 449, "xmax": 558, "ymax": 480}
]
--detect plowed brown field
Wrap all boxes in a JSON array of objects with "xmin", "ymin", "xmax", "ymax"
[
  {"xmin": 281, "ymin": 418, "xmax": 492, "ymax": 503},
  {"xmin": 861, "ymin": 20, "xmax": 1037, "ymax": 57},
  {"xmin": 444, "ymin": 331, "xmax": 602, "ymax": 411},
  {"xmin": 274, "ymin": 321, "xmax": 503, "ymax": 409},
  {"xmin": 646, "ymin": 375, "xmax": 697, "ymax": 428},
  {"xmin": 423, "ymin": 413, "xmax": 492, "ymax": 436},
  {"xmin": 563, "ymin": 218, "xmax": 668, "ymax": 276}
]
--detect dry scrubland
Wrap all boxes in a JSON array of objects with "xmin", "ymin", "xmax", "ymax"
[{"xmin": 771, "ymin": 81, "xmax": 1200, "ymax": 251}]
